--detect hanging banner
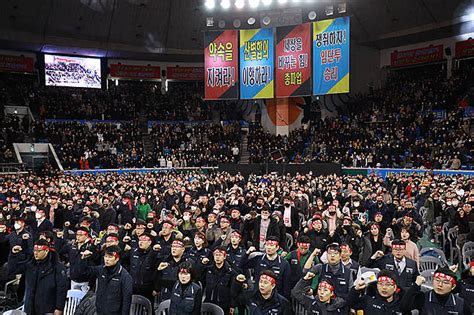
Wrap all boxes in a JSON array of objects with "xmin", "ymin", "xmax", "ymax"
[
  {"xmin": 275, "ymin": 24, "xmax": 311, "ymax": 98},
  {"xmin": 167, "ymin": 67, "xmax": 204, "ymax": 81},
  {"xmin": 390, "ymin": 45, "xmax": 444, "ymax": 67},
  {"xmin": 313, "ymin": 17, "xmax": 350, "ymax": 95},
  {"xmin": 240, "ymin": 28, "xmax": 275, "ymax": 99},
  {"xmin": 109, "ymin": 64, "xmax": 161, "ymax": 79},
  {"xmin": 455, "ymin": 39, "xmax": 474, "ymax": 58},
  {"xmin": 204, "ymin": 30, "xmax": 239, "ymax": 100},
  {"xmin": 0, "ymin": 55, "xmax": 35, "ymax": 73}
]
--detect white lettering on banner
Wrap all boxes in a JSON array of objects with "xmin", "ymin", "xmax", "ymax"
[
  {"xmin": 206, "ymin": 67, "xmax": 235, "ymax": 88},
  {"xmin": 242, "ymin": 66, "xmax": 271, "ymax": 87}
]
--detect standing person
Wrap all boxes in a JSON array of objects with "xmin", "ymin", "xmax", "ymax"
[
  {"xmin": 136, "ymin": 195, "xmax": 152, "ymax": 221},
  {"xmin": 366, "ymin": 239, "xmax": 419, "ymax": 291},
  {"xmin": 346, "ymin": 269, "xmax": 407, "ymax": 315},
  {"xmin": 285, "ymin": 235, "xmax": 314, "ymax": 289},
  {"xmin": 292, "ymin": 272, "xmax": 347, "ymax": 315},
  {"xmin": 169, "ymin": 261, "xmax": 203, "ymax": 315},
  {"xmin": 80, "ymin": 245, "xmax": 133, "ymax": 315},
  {"xmin": 232, "ymin": 270, "xmax": 292, "ymax": 315},
  {"xmin": 401, "ymin": 267, "xmax": 472, "ymax": 315},
  {"xmin": 8, "ymin": 239, "xmax": 68, "ymax": 315}
]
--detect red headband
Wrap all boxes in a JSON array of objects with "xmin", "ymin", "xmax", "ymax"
[
  {"xmin": 213, "ymin": 249, "xmax": 227, "ymax": 256},
  {"xmin": 266, "ymin": 240, "xmax": 279, "ymax": 246},
  {"xmin": 77, "ymin": 230, "xmax": 89, "ymax": 236},
  {"xmin": 470, "ymin": 261, "xmax": 474, "ymax": 267},
  {"xmin": 391, "ymin": 244, "xmax": 406, "ymax": 250},
  {"xmin": 434, "ymin": 272, "xmax": 457, "ymax": 285},
  {"xmin": 136, "ymin": 224, "xmax": 146, "ymax": 228},
  {"xmin": 340, "ymin": 244, "xmax": 352, "ymax": 251},
  {"xmin": 34, "ymin": 244, "xmax": 49, "ymax": 251},
  {"xmin": 260, "ymin": 274, "xmax": 276, "ymax": 285},
  {"xmin": 318, "ymin": 281, "xmax": 334, "ymax": 291},
  {"xmin": 231, "ymin": 231, "xmax": 242, "ymax": 238},
  {"xmin": 106, "ymin": 236, "xmax": 119, "ymax": 242},
  {"xmin": 297, "ymin": 242, "xmax": 310, "ymax": 248},
  {"xmin": 196, "ymin": 217, "xmax": 206, "ymax": 223},
  {"xmin": 220, "ymin": 218, "xmax": 230, "ymax": 224},
  {"xmin": 404, "ymin": 216, "xmax": 413, "ymax": 221},
  {"xmin": 163, "ymin": 222, "xmax": 174, "ymax": 229},
  {"xmin": 108, "ymin": 251, "xmax": 120, "ymax": 259},
  {"xmin": 179, "ymin": 268, "xmax": 190, "ymax": 274},
  {"xmin": 378, "ymin": 276, "xmax": 396, "ymax": 286},
  {"xmin": 139, "ymin": 235, "xmax": 151, "ymax": 241},
  {"xmin": 172, "ymin": 240, "xmax": 184, "ymax": 247}
]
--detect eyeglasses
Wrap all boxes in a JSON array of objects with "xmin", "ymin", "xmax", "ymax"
[{"xmin": 433, "ymin": 278, "xmax": 452, "ymax": 286}]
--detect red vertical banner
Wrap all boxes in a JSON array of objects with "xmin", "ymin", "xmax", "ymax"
[
  {"xmin": 204, "ymin": 30, "xmax": 239, "ymax": 100},
  {"xmin": 275, "ymin": 24, "xmax": 311, "ymax": 98}
]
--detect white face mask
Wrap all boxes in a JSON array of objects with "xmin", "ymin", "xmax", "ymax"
[
  {"xmin": 354, "ymin": 202, "xmax": 360, "ymax": 207},
  {"xmin": 35, "ymin": 213, "xmax": 42, "ymax": 219},
  {"xmin": 183, "ymin": 215, "xmax": 190, "ymax": 221},
  {"xmin": 31, "ymin": 205, "xmax": 37, "ymax": 212},
  {"xmin": 452, "ymin": 201, "xmax": 459, "ymax": 207},
  {"xmin": 14, "ymin": 223, "xmax": 21, "ymax": 230}
]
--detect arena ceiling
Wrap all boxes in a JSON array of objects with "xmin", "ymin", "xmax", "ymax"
[{"xmin": 0, "ymin": 0, "xmax": 472, "ymax": 62}]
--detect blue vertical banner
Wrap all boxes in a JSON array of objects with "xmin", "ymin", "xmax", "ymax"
[
  {"xmin": 313, "ymin": 17, "xmax": 350, "ymax": 95},
  {"xmin": 240, "ymin": 28, "xmax": 275, "ymax": 99}
]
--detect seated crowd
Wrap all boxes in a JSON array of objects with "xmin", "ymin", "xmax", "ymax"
[{"xmin": 0, "ymin": 171, "xmax": 473, "ymax": 314}]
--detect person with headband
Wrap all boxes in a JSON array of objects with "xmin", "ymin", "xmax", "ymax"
[
  {"xmin": 285, "ymin": 235, "xmax": 316, "ymax": 289},
  {"xmin": 198, "ymin": 246, "xmax": 238, "ymax": 314},
  {"xmin": 226, "ymin": 229, "xmax": 248, "ymax": 274},
  {"xmin": 79, "ymin": 245, "xmax": 133, "ymax": 315},
  {"xmin": 340, "ymin": 243, "xmax": 360, "ymax": 280},
  {"xmin": 8, "ymin": 239, "xmax": 68, "ymax": 315},
  {"xmin": 366, "ymin": 239, "xmax": 419, "ymax": 291},
  {"xmin": 153, "ymin": 238, "xmax": 189, "ymax": 302},
  {"xmin": 232, "ymin": 269, "xmax": 291, "ymax": 315},
  {"xmin": 155, "ymin": 220, "xmax": 178, "ymax": 256},
  {"xmin": 169, "ymin": 261, "xmax": 203, "ymax": 315},
  {"xmin": 401, "ymin": 267, "xmax": 472, "ymax": 315},
  {"xmin": 346, "ymin": 269, "xmax": 405, "ymax": 315},
  {"xmin": 303, "ymin": 243, "xmax": 353, "ymax": 300},
  {"xmin": 292, "ymin": 272, "xmax": 347, "ymax": 315},
  {"xmin": 244, "ymin": 236, "xmax": 292, "ymax": 299},
  {"xmin": 59, "ymin": 226, "xmax": 99, "ymax": 290},
  {"xmin": 187, "ymin": 231, "xmax": 211, "ymax": 264}
]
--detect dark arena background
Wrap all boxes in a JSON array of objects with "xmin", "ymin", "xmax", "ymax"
[{"xmin": 0, "ymin": 0, "xmax": 474, "ymax": 314}]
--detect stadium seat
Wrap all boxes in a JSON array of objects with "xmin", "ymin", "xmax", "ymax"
[
  {"xmin": 130, "ymin": 294, "xmax": 153, "ymax": 315},
  {"xmin": 63, "ymin": 289, "xmax": 86, "ymax": 315},
  {"xmin": 201, "ymin": 302, "xmax": 225, "ymax": 315},
  {"xmin": 419, "ymin": 256, "xmax": 443, "ymax": 273},
  {"xmin": 155, "ymin": 299, "xmax": 170, "ymax": 315}
]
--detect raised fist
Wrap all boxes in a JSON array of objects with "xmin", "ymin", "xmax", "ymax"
[
  {"xmin": 236, "ymin": 274, "xmax": 246, "ymax": 282},
  {"xmin": 153, "ymin": 244, "xmax": 161, "ymax": 251},
  {"xmin": 303, "ymin": 272, "xmax": 316, "ymax": 280},
  {"xmin": 12, "ymin": 245, "xmax": 22, "ymax": 254},
  {"xmin": 158, "ymin": 262, "xmax": 169, "ymax": 271},
  {"xmin": 415, "ymin": 275, "xmax": 426, "ymax": 286}
]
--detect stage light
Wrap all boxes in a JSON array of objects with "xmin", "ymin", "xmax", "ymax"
[
  {"xmin": 308, "ymin": 10, "xmax": 317, "ymax": 20},
  {"xmin": 262, "ymin": 16, "xmax": 271, "ymax": 25},
  {"xmin": 247, "ymin": 17, "xmax": 256, "ymax": 25},
  {"xmin": 233, "ymin": 19, "xmax": 242, "ymax": 28},
  {"xmin": 235, "ymin": 0, "xmax": 245, "ymax": 9},
  {"xmin": 262, "ymin": 0, "xmax": 272, "ymax": 5},
  {"xmin": 338, "ymin": 3, "xmax": 346, "ymax": 14},
  {"xmin": 278, "ymin": 0, "xmax": 287, "ymax": 3},
  {"xmin": 205, "ymin": 0, "xmax": 215, "ymax": 9},
  {"xmin": 325, "ymin": 5, "xmax": 334, "ymax": 16},
  {"xmin": 221, "ymin": 0, "xmax": 230, "ymax": 9},
  {"xmin": 249, "ymin": 0, "xmax": 260, "ymax": 8},
  {"xmin": 206, "ymin": 17, "xmax": 214, "ymax": 26}
]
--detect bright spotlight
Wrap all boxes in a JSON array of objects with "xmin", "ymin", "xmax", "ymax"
[
  {"xmin": 308, "ymin": 10, "xmax": 317, "ymax": 20},
  {"xmin": 205, "ymin": 0, "xmax": 215, "ymax": 9},
  {"xmin": 248, "ymin": 17, "xmax": 256, "ymax": 25},
  {"xmin": 262, "ymin": 0, "xmax": 272, "ymax": 5},
  {"xmin": 249, "ymin": 0, "xmax": 260, "ymax": 8},
  {"xmin": 221, "ymin": 0, "xmax": 230, "ymax": 9},
  {"xmin": 235, "ymin": 0, "xmax": 245, "ymax": 9},
  {"xmin": 278, "ymin": 0, "xmax": 287, "ymax": 3}
]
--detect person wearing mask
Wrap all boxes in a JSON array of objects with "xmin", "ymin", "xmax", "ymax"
[
  {"xmin": 366, "ymin": 239, "xmax": 419, "ymax": 291},
  {"xmin": 304, "ymin": 215, "xmax": 329, "ymax": 251},
  {"xmin": 198, "ymin": 246, "xmax": 237, "ymax": 314},
  {"xmin": 346, "ymin": 269, "xmax": 406, "ymax": 315},
  {"xmin": 292, "ymin": 272, "xmax": 347, "ymax": 315},
  {"xmin": 153, "ymin": 238, "xmax": 188, "ymax": 302},
  {"xmin": 169, "ymin": 261, "xmax": 203, "ymax": 315},
  {"xmin": 279, "ymin": 196, "xmax": 299, "ymax": 237},
  {"xmin": 30, "ymin": 208, "xmax": 53, "ymax": 240},
  {"xmin": 232, "ymin": 270, "xmax": 291, "ymax": 315},
  {"xmin": 401, "ymin": 267, "xmax": 472, "ymax": 315},
  {"xmin": 8, "ymin": 239, "xmax": 68, "ymax": 315},
  {"xmin": 80, "ymin": 245, "xmax": 133, "ymax": 315},
  {"xmin": 303, "ymin": 243, "xmax": 353, "ymax": 300},
  {"xmin": 245, "ymin": 236, "xmax": 292, "ymax": 299},
  {"xmin": 0, "ymin": 216, "xmax": 32, "ymax": 253}
]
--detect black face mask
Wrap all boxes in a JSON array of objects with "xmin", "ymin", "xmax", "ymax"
[{"xmin": 284, "ymin": 203, "xmax": 290, "ymax": 207}]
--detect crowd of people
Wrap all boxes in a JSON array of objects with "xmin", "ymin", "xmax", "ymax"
[
  {"xmin": 45, "ymin": 61, "xmax": 101, "ymax": 88},
  {"xmin": 0, "ymin": 170, "xmax": 473, "ymax": 314}
]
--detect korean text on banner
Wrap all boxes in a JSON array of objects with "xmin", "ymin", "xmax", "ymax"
[
  {"xmin": 313, "ymin": 17, "xmax": 350, "ymax": 95},
  {"xmin": 0, "ymin": 55, "xmax": 35, "ymax": 73},
  {"xmin": 167, "ymin": 67, "xmax": 204, "ymax": 81},
  {"xmin": 240, "ymin": 28, "xmax": 275, "ymax": 99},
  {"xmin": 109, "ymin": 64, "xmax": 161, "ymax": 79},
  {"xmin": 390, "ymin": 45, "xmax": 444, "ymax": 67},
  {"xmin": 275, "ymin": 24, "xmax": 311, "ymax": 98},
  {"xmin": 204, "ymin": 30, "xmax": 239, "ymax": 100}
]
